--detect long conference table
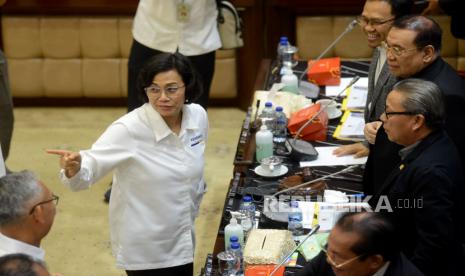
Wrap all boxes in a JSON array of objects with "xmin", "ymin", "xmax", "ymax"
[{"xmin": 200, "ymin": 59, "xmax": 370, "ymax": 276}]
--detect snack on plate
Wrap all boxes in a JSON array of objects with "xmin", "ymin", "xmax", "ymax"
[{"xmin": 243, "ymin": 229, "xmax": 295, "ymax": 264}]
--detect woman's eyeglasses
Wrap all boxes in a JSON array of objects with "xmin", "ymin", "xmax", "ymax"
[{"xmin": 144, "ymin": 84, "xmax": 185, "ymax": 97}]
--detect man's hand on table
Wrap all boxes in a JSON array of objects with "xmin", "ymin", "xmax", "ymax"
[{"xmin": 333, "ymin": 143, "xmax": 369, "ymax": 158}]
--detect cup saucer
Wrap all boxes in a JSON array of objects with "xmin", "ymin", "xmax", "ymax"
[
  {"xmin": 328, "ymin": 109, "xmax": 342, "ymax": 120},
  {"xmin": 254, "ymin": 165, "xmax": 289, "ymax": 178}
]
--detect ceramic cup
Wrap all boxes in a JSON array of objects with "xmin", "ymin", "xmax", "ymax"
[
  {"xmin": 260, "ymin": 155, "xmax": 283, "ymax": 174},
  {"xmin": 316, "ymin": 99, "xmax": 342, "ymax": 118}
]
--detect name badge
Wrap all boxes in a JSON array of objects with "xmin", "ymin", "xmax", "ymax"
[
  {"xmin": 190, "ymin": 134, "xmax": 203, "ymax": 147},
  {"xmin": 177, "ymin": 2, "xmax": 190, "ymax": 23}
]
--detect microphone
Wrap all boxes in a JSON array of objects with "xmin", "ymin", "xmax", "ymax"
[
  {"xmin": 286, "ymin": 76, "xmax": 360, "ymax": 161},
  {"xmin": 299, "ymin": 19, "xmax": 358, "ymax": 82},
  {"xmin": 270, "ymin": 164, "xmax": 361, "ymax": 197},
  {"xmin": 269, "ymin": 224, "xmax": 321, "ymax": 276}
]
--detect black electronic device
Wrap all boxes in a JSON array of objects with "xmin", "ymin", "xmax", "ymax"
[{"xmin": 285, "ymin": 138, "xmax": 319, "ymax": 162}]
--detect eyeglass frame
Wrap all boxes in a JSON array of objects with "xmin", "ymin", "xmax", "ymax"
[
  {"xmin": 322, "ymin": 247, "xmax": 365, "ymax": 270},
  {"xmin": 29, "ymin": 194, "xmax": 59, "ymax": 215},
  {"xmin": 383, "ymin": 105, "xmax": 418, "ymax": 120},
  {"xmin": 381, "ymin": 41, "xmax": 423, "ymax": 57},
  {"xmin": 144, "ymin": 84, "xmax": 185, "ymax": 98},
  {"xmin": 356, "ymin": 15, "xmax": 395, "ymax": 27}
]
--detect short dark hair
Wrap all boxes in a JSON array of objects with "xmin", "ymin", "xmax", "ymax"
[
  {"xmin": 137, "ymin": 52, "xmax": 203, "ymax": 104},
  {"xmin": 0, "ymin": 253, "xmax": 47, "ymax": 276},
  {"xmin": 393, "ymin": 78, "xmax": 445, "ymax": 130},
  {"xmin": 335, "ymin": 212, "xmax": 398, "ymax": 261},
  {"xmin": 382, "ymin": 0, "xmax": 412, "ymax": 19},
  {"xmin": 393, "ymin": 15, "xmax": 442, "ymax": 52}
]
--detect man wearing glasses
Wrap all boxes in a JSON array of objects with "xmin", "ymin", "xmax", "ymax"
[
  {"xmin": 296, "ymin": 212, "xmax": 423, "ymax": 276},
  {"xmin": 334, "ymin": 0, "xmax": 411, "ymax": 158},
  {"xmin": 364, "ymin": 15, "xmax": 465, "ymax": 196},
  {"xmin": 372, "ymin": 79, "xmax": 464, "ymax": 276},
  {"xmin": 0, "ymin": 170, "xmax": 58, "ymax": 260}
]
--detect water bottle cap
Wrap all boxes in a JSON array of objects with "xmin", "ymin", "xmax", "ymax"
[
  {"xmin": 259, "ymin": 125, "xmax": 268, "ymax": 131},
  {"xmin": 279, "ymin": 36, "xmax": 288, "ymax": 44},
  {"xmin": 243, "ymin": 195, "xmax": 252, "ymax": 202},
  {"xmin": 230, "ymin": 236, "xmax": 239, "ymax": 242},
  {"xmin": 230, "ymin": 217, "xmax": 238, "ymax": 225},
  {"xmin": 231, "ymin": 242, "xmax": 241, "ymax": 249},
  {"xmin": 275, "ymin": 106, "xmax": 283, "ymax": 112},
  {"xmin": 264, "ymin": 101, "xmax": 272, "ymax": 107},
  {"xmin": 290, "ymin": 200, "xmax": 299, "ymax": 208}
]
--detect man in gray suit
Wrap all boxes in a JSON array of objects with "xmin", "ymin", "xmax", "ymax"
[{"xmin": 334, "ymin": 0, "xmax": 410, "ymax": 157}]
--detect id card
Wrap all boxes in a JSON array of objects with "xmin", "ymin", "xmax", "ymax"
[{"xmin": 177, "ymin": 2, "xmax": 190, "ymax": 22}]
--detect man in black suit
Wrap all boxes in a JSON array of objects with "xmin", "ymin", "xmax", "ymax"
[
  {"xmin": 371, "ymin": 79, "xmax": 465, "ymax": 276},
  {"xmin": 296, "ymin": 212, "xmax": 423, "ymax": 276},
  {"xmin": 363, "ymin": 15, "xmax": 465, "ymax": 195}
]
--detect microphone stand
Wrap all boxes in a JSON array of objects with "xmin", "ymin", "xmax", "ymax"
[
  {"xmin": 269, "ymin": 225, "xmax": 321, "ymax": 276},
  {"xmin": 299, "ymin": 19, "xmax": 358, "ymax": 82},
  {"xmin": 292, "ymin": 75, "xmax": 360, "ymax": 144}
]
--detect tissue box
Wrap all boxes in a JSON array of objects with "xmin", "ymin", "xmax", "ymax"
[
  {"xmin": 307, "ymin": 57, "xmax": 341, "ymax": 86},
  {"xmin": 252, "ymin": 91, "xmax": 313, "ymax": 119},
  {"xmin": 243, "ymin": 229, "xmax": 295, "ymax": 265},
  {"xmin": 245, "ymin": 264, "xmax": 284, "ymax": 276}
]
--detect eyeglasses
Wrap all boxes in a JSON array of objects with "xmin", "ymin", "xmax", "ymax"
[
  {"xmin": 356, "ymin": 15, "xmax": 394, "ymax": 27},
  {"xmin": 29, "ymin": 194, "xmax": 59, "ymax": 215},
  {"xmin": 381, "ymin": 41, "xmax": 421, "ymax": 57},
  {"xmin": 383, "ymin": 106, "xmax": 417, "ymax": 120},
  {"xmin": 144, "ymin": 84, "xmax": 185, "ymax": 97},
  {"xmin": 322, "ymin": 248, "xmax": 363, "ymax": 270}
]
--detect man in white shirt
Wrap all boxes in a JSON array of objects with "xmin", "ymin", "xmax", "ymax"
[{"xmin": 0, "ymin": 171, "xmax": 58, "ymax": 261}]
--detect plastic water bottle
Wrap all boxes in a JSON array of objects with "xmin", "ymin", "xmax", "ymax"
[
  {"xmin": 224, "ymin": 218, "xmax": 244, "ymax": 250},
  {"xmin": 273, "ymin": 106, "xmax": 288, "ymax": 145},
  {"xmin": 255, "ymin": 125, "xmax": 273, "ymax": 162},
  {"xmin": 281, "ymin": 66, "xmax": 299, "ymax": 94},
  {"xmin": 258, "ymin": 101, "xmax": 276, "ymax": 131},
  {"xmin": 230, "ymin": 242, "xmax": 244, "ymax": 275},
  {"xmin": 277, "ymin": 36, "xmax": 290, "ymax": 67},
  {"xmin": 288, "ymin": 200, "xmax": 304, "ymax": 240},
  {"xmin": 239, "ymin": 195, "xmax": 256, "ymax": 234}
]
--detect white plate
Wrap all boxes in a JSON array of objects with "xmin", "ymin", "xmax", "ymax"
[
  {"xmin": 254, "ymin": 165, "xmax": 288, "ymax": 178},
  {"xmin": 328, "ymin": 109, "xmax": 343, "ymax": 120}
]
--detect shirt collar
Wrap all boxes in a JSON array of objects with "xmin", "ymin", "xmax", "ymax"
[
  {"xmin": 142, "ymin": 103, "xmax": 198, "ymax": 142},
  {"xmin": 373, "ymin": 261, "xmax": 390, "ymax": 276},
  {"xmin": 399, "ymin": 140, "xmax": 421, "ymax": 160},
  {"xmin": 0, "ymin": 232, "xmax": 45, "ymax": 260}
]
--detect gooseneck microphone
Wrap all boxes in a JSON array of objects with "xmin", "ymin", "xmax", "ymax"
[
  {"xmin": 286, "ymin": 76, "xmax": 359, "ymax": 161},
  {"xmin": 293, "ymin": 75, "xmax": 360, "ymax": 142},
  {"xmin": 269, "ymin": 224, "xmax": 321, "ymax": 276},
  {"xmin": 299, "ymin": 19, "xmax": 359, "ymax": 82}
]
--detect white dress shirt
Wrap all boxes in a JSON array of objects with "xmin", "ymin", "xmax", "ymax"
[
  {"xmin": 0, "ymin": 233, "xmax": 45, "ymax": 260},
  {"xmin": 132, "ymin": 0, "xmax": 221, "ymax": 55},
  {"xmin": 60, "ymin": 103, "xmax": 208, "ymax": 270}
]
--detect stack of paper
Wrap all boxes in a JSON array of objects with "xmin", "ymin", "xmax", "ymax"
[{"xmin": 333, "ymin": 111, "xmax": 365, "ymax": 141}]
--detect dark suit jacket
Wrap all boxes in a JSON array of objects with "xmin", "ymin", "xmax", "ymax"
[
  {"xmin": 363, "ymin": 57, "xmax": 465, "ymax": 195},
  {"xmin": 296, "ymin": 251, "xmax": 424, "ymax": 276},
  {"xmin": 373, "ymin": 130, "xmax": 465, "ymax": 276}
]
